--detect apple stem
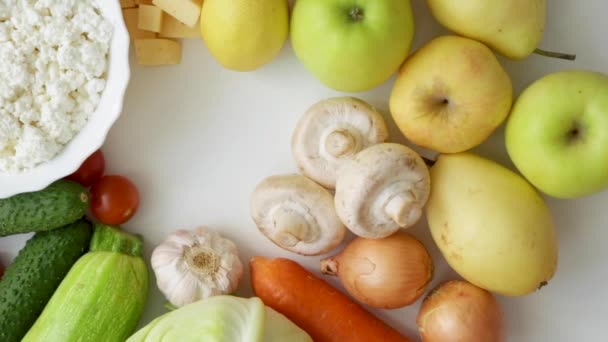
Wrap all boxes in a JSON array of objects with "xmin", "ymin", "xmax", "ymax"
[
  {"xmin": 534, "ymin": 48, "xmax": 576, "ymax": 61},
  {"xmin": 349, "ymin": 7, "xmax": 364, "ymax": 21}
]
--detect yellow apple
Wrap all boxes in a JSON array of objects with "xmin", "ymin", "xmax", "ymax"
[
  {"xmin": 200, "ymin": 0, "xmax": 289, "ymax": 71},
  {"xmin": 389, "ymin": 35, "xmax": 512, "ymax": 153}
]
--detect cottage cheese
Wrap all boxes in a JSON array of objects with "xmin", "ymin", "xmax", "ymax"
[{"xmin": 0, "ymin": 0, "xmax": 112, "ymax": 173}]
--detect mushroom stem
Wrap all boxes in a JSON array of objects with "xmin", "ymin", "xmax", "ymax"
[
  {"xmin": 272, "ymin": 206, "xmax": 315, "ymax": 247},
  {"xmin": 384, "ymin": 192, "xmax": 422, "ymax": 228},
  {"xmin": 325, "ymin": 130, "xmax": 356, "ymax": 157}
]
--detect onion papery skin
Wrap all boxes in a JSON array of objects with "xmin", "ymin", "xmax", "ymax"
[
  {"xmin": 416, "ymin": 280, "xmax": 504, "ymax": 342},
  {"xmin": 321, "ymin": 230, "xmax": 433, "ymax": 309}
]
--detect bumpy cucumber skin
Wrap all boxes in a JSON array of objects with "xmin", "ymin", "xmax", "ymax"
[
  {"xmin": 0, "ymin": 220, "xmax": 92, "ymax": 342},
  {"xmin": 22, "ymin": 228, "xmax": 149, "ymax": 342},
  {"xmin": 0, "ymin": 180, "xmax": 90, "ymax": 237}
]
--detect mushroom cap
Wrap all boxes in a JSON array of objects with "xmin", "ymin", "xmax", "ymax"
[
  {"xmin": 335, "ymin": 143, "xmax": 430, "ymax": 239},
  {"xmin": 291, "ymin": 97, "xmax": 389, "ymax": 189},
  {"xmin": 250, "ymin": 174, "xmax": 347, "ymax": 256}
]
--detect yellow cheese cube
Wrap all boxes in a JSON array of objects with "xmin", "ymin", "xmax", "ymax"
[
  {"xmin": 138, "ymin": 5, "xmax": 163, "ymax": 33},
  {"xmin": 135, "ymin": 39, "xmax": 182, "ymax": 66},
  {"xmin": 136, "ymin": 0, "xmax": 154, "ymax": 4},
  {"xmin": 152, "ymin": 0, "xmax": 202, "ymax": 28},
  {"xmin": 123, "ymin": 9, "xmax": 157, "ymax": 40},
  {"xmin": 159, "ymin": 15, "xmax": 200, "ymax": 38},
  {"xmin": 120, "ymin": 0, "xmax": 136, "ymax": 8}
]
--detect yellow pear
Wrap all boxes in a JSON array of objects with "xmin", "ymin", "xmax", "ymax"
[
  {"xmin": 426, "ymin": 0, "xmax": 545, "ymax": 60},
  {"xmin": 200, "ymin": 0, "xmax": 289, "ymax": 71},
  {"xmin": 426, "ymin": 153, "xmax": 558, "ymax": 296}
]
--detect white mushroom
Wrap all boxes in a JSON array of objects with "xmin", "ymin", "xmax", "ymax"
[
  {"xmin": 291, "ymin": 97, "xmax": 389, "ymax": 189},
  {"xmin": 334, "ymin": 143, "xmax": 430, "ymax": 239},
  {"xmin": 250, "ymin": 174, "xmax": 346, "ymax": 256}
]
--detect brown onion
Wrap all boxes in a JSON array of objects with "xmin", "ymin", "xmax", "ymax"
[
  {"xmin": 320, "ymin": 230, "xmax": 433, "ymax": 309},
  {"xmin": 417, "ymin": 280, "xmax": 504, "ymax": 342}
]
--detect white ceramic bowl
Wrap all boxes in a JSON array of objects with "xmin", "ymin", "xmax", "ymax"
[{"xmin": 0, "ymin": 1, "xmax": 130, "ymax": 199}]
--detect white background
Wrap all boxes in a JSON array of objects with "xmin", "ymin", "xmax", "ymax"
[{"xmin": 2, "ymin": 0, "xmax": 608, "ymax": 341}]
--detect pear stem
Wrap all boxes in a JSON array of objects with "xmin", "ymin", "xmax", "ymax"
[{"xmin": 534, "ymin": 48, "xmax": 576, "ymax": 61}]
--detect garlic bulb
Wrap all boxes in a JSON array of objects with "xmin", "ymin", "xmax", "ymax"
[{"xmin": 151, "ymin": 226, "xmax": 244, "ymax": 308}]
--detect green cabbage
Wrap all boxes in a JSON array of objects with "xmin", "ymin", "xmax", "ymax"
[{"xmin": 127, "ymin": 296, "xmax": 312, "ymax": 342}]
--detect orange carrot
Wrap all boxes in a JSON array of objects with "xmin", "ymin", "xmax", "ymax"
[{"xmin": 250, "ymin": 256, "xmax": 412, "ymax": 342}]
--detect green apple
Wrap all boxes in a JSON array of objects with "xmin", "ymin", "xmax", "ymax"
[
  {"xmin": 506, "ymin": 71, "xmax": 608, "ymax": 198},
  {"xmin": 290, "ymin": 0, "xmax": 415, "ymax": 92},
  {"xmin": 389, "ymin": 35, "xmax": 513, "ymax": 153}
]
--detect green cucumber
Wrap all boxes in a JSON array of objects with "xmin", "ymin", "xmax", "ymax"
[
  {"xmin": 23, "ymin": 224, "xmax": 149, "ymax": 342},
  {"xmin": 0, "ymin": 220, "xmax": 92, "ymax": 342},
  {"xmin": 0, "ymin": 180, "xmax": 90, "ymax": 237}
]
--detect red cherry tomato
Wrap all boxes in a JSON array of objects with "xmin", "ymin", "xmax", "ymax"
[
  {"xmin": 65, "ymin": 150, "xmax": 105, "ymax": 187},
  {"xmin": 90, "ymin": 175, "xmax": 140, "ymax": 225}
]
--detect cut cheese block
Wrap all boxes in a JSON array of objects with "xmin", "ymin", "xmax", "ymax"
[
  {"xmin": 120, "ymin": 0, "xmax": 136, "ymax": 8},
  {"xmin": 152, "ymin": 0, "xmax": 202, "ymax": 28},
  {"xmin": 138, "ymin": 5, "xmax": 163, "ymax": 33},
  {"xmin": 123, "ymin": 8, "xmax": 157, "ymax": 40},
  {"xmin": 135, "ymin": 39, "xmax": 182, "ymax": 66},
  {"xmin": 159, "ymin": 15, "xmax": 200, "ymax": 38}
]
